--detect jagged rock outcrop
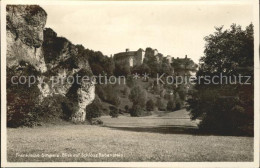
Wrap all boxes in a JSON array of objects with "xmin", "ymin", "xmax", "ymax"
[
  {"xmin": 7, "ymin": 5, "xmax": 47, "ymax": 72},
  {"xmin": 41, "ymin": 28, "xmax": 95, "ymax": 122},
  {"xmin": 6, "ymin": 5, "xmax": 95, "ymax": 123}
]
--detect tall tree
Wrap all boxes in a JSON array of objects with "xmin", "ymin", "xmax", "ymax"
[{"xmin": 187, "ymin": 24, "xmax": 254, "ymax": 135}]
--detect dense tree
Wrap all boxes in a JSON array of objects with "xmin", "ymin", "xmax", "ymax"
[
  {"xmin": 132, "ymin": 63, "xmax": 151, "ymax": 75},
  {"xmin": 103, "ymin": 57, "xmax": 115, "ymax": 76},
  {"xmin": 187, "ymin": 24, "xmax": 254, "ymax": 135},
  {"xmin": 130, "ymin": 104, "xmax": 144, "ymax": 117},
  {"xmin": 146, "ymin": 99, "xmax": 155, "ymax": 111},
  {"xmin": 95, "ymin": 84, "xmax": 121, "ymax": 107},
  {"xmin": 124, "ymin": 105, "xmax": 129, "ymax": 113},
  {"xmin": 167, "ymin": 100, "xmax": 176, "ymax": 112},
  {"xmin": 109, "ymin": 106, "xmax": 119, "ymax": 118},
  {"xmin": 114, "ymin": 62, "xmax": 131, "ymax": 76},
  {"xmin": 156, "ymin": 98, "xmax": 166, "ymax": 111},
  {"xmin": 91, "ymin": 63, "xmax": 104, "ymax": 76},
  {"xmin": 129, "ymin": 86, "xmax": 147, "ymax": 108},
  {"xmin": 144, "ymin": 55, "xmax": 161, "ymax": 77},
  {"xmin": 122, "ymin": 87, "xmax": 130, "ymax": 97},
  {"xmin": 7, "ymin": 64, "xmax": 42, "ymax": 127},
  {"xmin": 85, "ymin": 97, "xmax": 102, "ymax": 122},
  {"xmin": 171, "ymin": 57, "xmax": 197, "ymax": 76}
]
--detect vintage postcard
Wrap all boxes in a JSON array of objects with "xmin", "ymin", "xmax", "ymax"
[{"xmin": 1, "ymin": 0, "xmax": 259, "ymax": 167}]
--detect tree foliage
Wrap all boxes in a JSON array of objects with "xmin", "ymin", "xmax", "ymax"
[
  {"xmin": 167, "ymin": 100, "xmax": 176, "ymax": 112},
  {"xmin": 109, "ymin": 106, "xmax": 119, "ymax": 118},
  {"xmin": 187, "ymin": 24, "xmax": 254, "ymax": 135},
  {"xmin": 7, "ymin": 65, "xmax": 41, "ymax": 127},
  {"xmin": 146, "ymin": 99, "xmax": 155, "ymax": 111},
  {"xmin": 129, "ymin": 86, "xmax": 147, "ymax": 108},
  {"xmin": 85, "ymin": 98, "xmax": 102, "ymax": 122}
]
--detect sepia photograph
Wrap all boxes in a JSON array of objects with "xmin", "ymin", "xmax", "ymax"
[{"xmin": 1, "ymin": 0, "xmax": 259, "ymax": 167}]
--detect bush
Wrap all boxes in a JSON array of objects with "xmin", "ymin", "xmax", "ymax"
[
  {"xmin": 40, "ymin": 94, "xmax": 72, "ymax": 121},
  {"xmin": 119, "ymin": 109, "xmax": 124, "ymax": 114},
  {"xmin": 111, "ymin": 96, "xmax": 121, "ymax": 107},
  {"xmin": 156, "ymin": 98, "xmax": 166, "ymax": 111},
  {"xmin": 146, "ymin": 99, "xmax": 155, "ymax": 111},
  {"xmin": 115, "ymin": 62, "xmax": 131, "ymax": 76},
  {"xmin": 129, "ymin": 86, "xmax": 147, "ymax": 108},
  {"xmin": 125, "ymin": 105, "xmax": 129, "ymax": 113},
  {"xmin": 91, "ymin": 118, "xmax": 103, "ymax": 125},
  {"xmin": 130, "ymin": 105, "xmax": 143, "ymax": 117},
  {"xmin": 175, "ymin": 102, "xmax": 181, "ymax": 110},
  {"xmin": 96, "ymin": 84, "xmax": 120, "ymax": 107},
  {"xmin": 126, "ymin": 76, "xmax": 135, "ymax": 88},
  {"xmin": 85, "ymin": 98, "xmax": 102, "ymax": 122},
  {"xmin": 122, "ymin": 87, "xmax": 130, "ymax": 97},
  {"xmin": 61, "ymin": 101, "xmax": 78, "ymax": 121},
  {"xmin": 96, "ymin": 85, "xmax": 107, "ymax": 100},
  {"xmin": 7, "ymin": 65, "xmax": 41, "ymax": 127},
  {"xmin": 174, "ymin": 92, "xmax": 182, "ymax": 110},
  {"xmin": 167, "ymin": 100, "xmax": 176, "ymax": 111},
  {"xmin": 109, "ymin": 106, "xmax": 119, "ymax": 118},
  {"xmin": 90, "ymin": 63, "xmax": 104, "ymax": 76},
  {"xmin": 131, "ymin": 63, "xmax": 151, "ymax": 76}
]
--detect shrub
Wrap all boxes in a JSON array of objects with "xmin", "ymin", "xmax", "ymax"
[
  {"xmin": 167, "ymin": 100, "xmax": 176, "ymax": 111},
  {"xmin": 115, "ymin": 62, "xmax": 131, "ymax": 76},
  {"xmin": 111, "ymin": 96, "xmax": 121, "ymax": 107},
  {"xmin": 40, "ymin": 94, "xmax": 72, "ymax": 121},
  {"xmin": 125, "ymin": 105, "xmax": 129, "ymax": 113},
  {"xmin": 175, "ymin": 102, "xmax": 181, "ymax": 110},
  {"xmin": 156, "ymin": 98, "xmax": 166, "ymax": 111},
  {"xmin": 109, "ymin": 106, "xmax": 119, "ymax": 118},
  {"xmin": 119, "ymin": 109, "xmax": 124, "ymax": 114},
  {"xmin": 130, "ymin": 104, "xmax": 143, "ymax": 117},
  {"xmin": 96, "ymin": 84, "xmax": 120, "ymax": 107},
  {"xmin": 131, "ymin": 63, "xmax": 151, "ymax": 76},
  {"xmin": 91, "ymin": 118, "xmax": 103, "ymax": 125},
  {"xmin": 61, "ymin": 101, "xmax": 78, "ymax": 121},
  {"xmin": 122, "ymin": 87, "xmax": 130, "ymax": 97},
  {"xmin": 90, "ymin": 63, "xmax": 104, "ymax": 76},
  {"xmin": 129, "ymin": 86, "xmax": 147, "ymax": 108},
  {"xmin": 7, "ymin": 65, "xmax": 41, "ymax": 127},
  {"xmin": 96, "ymin": 85, "xmax": 107, "ymax": 100},
  {"xmin": 146, "ymin": 99, "xmax": 155, "ymax": 111},
  {"xmin": 126, "ymin": 76, "xmax": 135, "ymax": 88},
  {"xmin": 85, "ymin": 98, "xmax": 102, "ymax": 122}
]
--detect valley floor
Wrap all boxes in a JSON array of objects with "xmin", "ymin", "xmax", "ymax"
[{"xmin": 7, "ymin": 109, "xmax": 253, "ymax": 162}]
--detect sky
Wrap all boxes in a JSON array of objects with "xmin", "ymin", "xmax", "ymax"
[{"xmin": 41, "ymin": 1, "xmax": 253, "ymax": 63}]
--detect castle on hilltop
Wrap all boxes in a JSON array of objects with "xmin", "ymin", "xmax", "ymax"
[
  {"xmin": 113, "ymin": 48, "xmax": 145, "ymax": 67},
  {"xmin": 113, "ymin": 48, "xmax": 189, "ymax": 68},
  {"xmin": 114, "ymin": 48, "xmax": 168, "ymax": 67}
]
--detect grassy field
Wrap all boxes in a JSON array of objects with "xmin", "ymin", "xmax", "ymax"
[{"xmin": 7, "ymin": 109, "xmax": 253, "ymax": 162}]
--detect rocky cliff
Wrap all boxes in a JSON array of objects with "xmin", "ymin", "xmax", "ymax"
[{"xmin": 6, "ymin": 5, "xmax": 95, "ymax": 123}]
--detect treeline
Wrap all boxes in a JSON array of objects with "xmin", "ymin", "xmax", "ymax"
[
  {"xmin": 7, "ymin": 27, "xmax": 198, "ymax": 127},
  {"xmin": 74, "ymin": 46, "xmax": 197, "ymax": 120},
  {"xmin": 77, "ymin": 45, "xmax": 197, "ymax": 78}
]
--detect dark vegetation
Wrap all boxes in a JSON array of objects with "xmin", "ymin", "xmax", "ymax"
[
  {"xmin": 7, "ymin": 64, "xmax": 41, "ymax": 127},
  {"xmin": 72, "ymin": 42, "xmax": 196, "ymax": 120},
  {"xmin": 6, "ymin": 26, "xmax": 199, "ymax": 127},
  {"xmin": 187, "ymin": 24, "xmax": 254, "ymax": 136},
  {"xmin": 7, "ymin": 23, "xmax": 254, "ymax": 136}
]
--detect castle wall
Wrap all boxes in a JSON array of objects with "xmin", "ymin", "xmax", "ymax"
[{"xmin": 136, "ymin": 50, "xmax": 145, "ymax": 66}]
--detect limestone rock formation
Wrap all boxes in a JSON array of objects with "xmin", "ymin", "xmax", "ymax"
[
  {"xmin": 6, "ymin": 5, "xmax": 47, "ymax": 72},
  {"xmin": 6, "ymin": 5, "xmax": 95, "ymax": 123}
]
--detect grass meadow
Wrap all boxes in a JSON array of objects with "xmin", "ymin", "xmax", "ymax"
[{"xmin": 7, "ymin": 109, "xmax": 253, "ymax": 162}]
